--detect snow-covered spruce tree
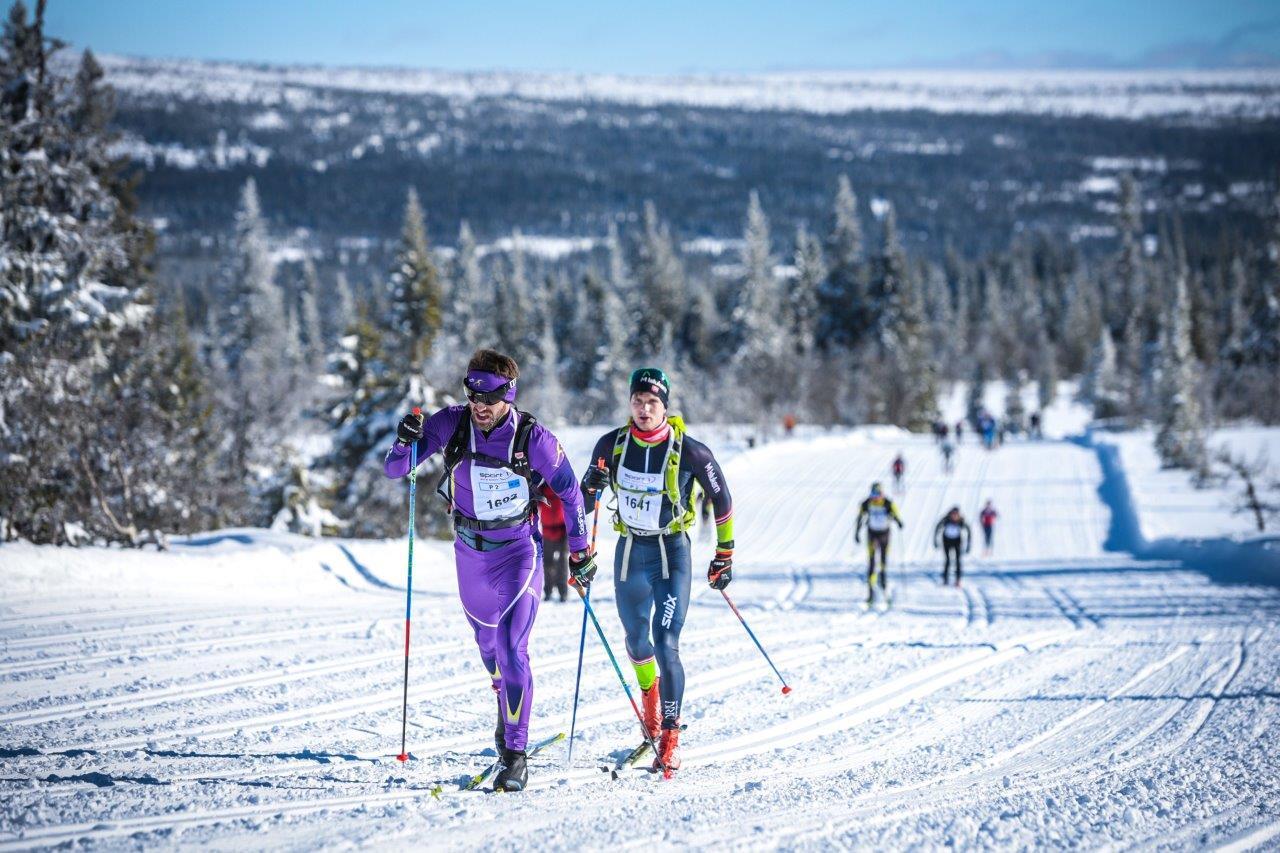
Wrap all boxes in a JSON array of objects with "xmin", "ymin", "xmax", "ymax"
[
  {"xmin": 966, "ymin": 358, "xmax": 989, "ymax": 426},
  {"xmin": 325, "ymin": 270, "xmax": 355, "ymax": 346},
  {"xmin": 491, "ymin": 235, "xmax": 532, "ymax": 361},
  {"xmin": 385, "ymin": 187, "xmax": 443, "ymax": 367},
  {"xmin": 0, "ymin": 4, "xmax": 212, "ymax": 544},
  {"xmin": 1225, "ymin": 187, "xmax": 1280, "ymax": 423},
  {"xmin": 320, "ymin": 299, "xmax": 450, "ymax": 537},
  {"xmin": 635, "ymin": 201, "xmax": 686, "ymax": 353},
  {"xmin": 1004, "ymin": 375, "xmax": 1026, "ymax": 432},
  {"xmin": 525, "ymin": 276, "xmax": 568, "ymax": 424},
  {"xmin": 216, "ymin": 177, "xmax": 302, "ymax": 522},
  {"xmin": 574, "ymin": 268, "xmax": 629, "ymax": 423},
  {"xmin": 1060, "ymin": 268, "xmax": 1102, "ymax": 375},
  {"xmin": 864, "ymin": 204, "xmax": 937, "ymax": 430},
  {"xmin": 730, "ymin": 191, "xmax": 787, "ymax": 420},
  {"xmin": 1110, "ymin": 174, "xmax": 1147, "ymax": 339},
  {"xmin": 789, "ymin": 224, "xmax": 825, "ymax": 418},
  {"xmin": 1154, "ymin": 272, "xmax": 1207, "ymax": 472},
  {"xmin": 819, "ymin": 174, "xmax": 866, "ymax": 347},
  {"xmin": 1035, "ymin": 327, "xmax": 1059, "ymax": 411},
  {"xmin": 451, "ymin": 220, "xmax": 488, "ymax": 349},
  {"xmin": 1081, "ymin": 326, "xmax": 1126, "ymax": 421},
  {"xmin": 298, "ymin": 257, "xmax": 326, "ymax": 374}
]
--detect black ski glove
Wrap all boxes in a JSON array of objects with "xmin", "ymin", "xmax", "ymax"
[
  {"xmin": 569, "ymin": 550, "xmax": 597, "ymax": 587},
  {"xmin": 397, "ymin": 411, "xmax": 424, "ymax": 445},
  {"xmin": 708, "ymin": 545, "xmax": 733, "ymax": 590},
  {"xmin": 582, "ymin": 463, "xmax": 610, "ymax": 494}
]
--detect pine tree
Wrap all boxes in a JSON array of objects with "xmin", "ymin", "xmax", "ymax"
[
  {"xmin": 326, "ymin": 270, "xmax": 355, "ymax": 344},
  {"xmin": 790, "ymin": 224, "xmax": 824, "ymax": 360},
  {"xmin": 1060, "ymin": 269, "xmax": 1102, "ymax": 375},
  {"xmin": 385, "ymin": 187, "xmax": 443, "ymax": 366},
  {"xmin": 864, "ymin": 204, "xmax": 936, "ymax": 430},
  {"xmin": 731, "ymin": 192, "xmax": 787, "ymax": 418},
  {"xmin": 0, "ymin": 3, "xmax": 213, "ymax": 544},
  {"xmin": 218, "ymin": 177, "xmax": 299, "ymax": 509},
  {"xmin": 582, "ymin": 269, "xmax": 632, "ymax": 423},
  {"xmin": 453, "ymin": 219, "xmax": 487, "ymax": 346},
  {"xmin": 492, "ymin": 233, "xmax": 531, "ymax": 359},
  {"xmin": 1082, "ymin": 326, "xmax": 1125, "ymax": 420},
  {"xmin": 321, "ymin": 300, "xmax": 449, "ymax": 537},
  {"xmin": 1035, "ymin": 327, "xmax": 1059, "ymax": 411},
  {"xmin": 1154, "ymin": 272, "xmax": 1207, "ymax": 471},
  {"xmin": 529, "ymin": 277, "xmax": 567, "ymax": 424},
  {"xmin": 635, "ymin": 201, "xmax": 686, "ymax": 351},
  {"xmin": 820, "ymin": 174, "xmax": 865, "ymax": 346},
  {"xmin": 298, "ymin": 258, "xmax": 325, "ymax": 373}
]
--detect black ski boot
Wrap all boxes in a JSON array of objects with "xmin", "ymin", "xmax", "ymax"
[{"xmin": 493, "ymin": 748, "xmax": 528, "ymax": 792}]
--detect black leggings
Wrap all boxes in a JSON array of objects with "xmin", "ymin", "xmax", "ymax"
[
  {"xmin": 866, "ymin": 530, "xmax": 890, "ymax": 586},
  {"xmin": 942, "ymin": 537, "xmax": 963, "ymax": 582},
  {"xmin": 543, "ymin": 536, "xmax": 569, "ymax": 599}
]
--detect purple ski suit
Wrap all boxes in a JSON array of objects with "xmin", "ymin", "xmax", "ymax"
[{"xmin": 384, "ymin": 405, "xmax": 588, "ymax": 751}]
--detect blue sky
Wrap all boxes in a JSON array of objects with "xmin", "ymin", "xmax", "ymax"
[{"xmin": 47, "ymin": 1, "xmax": 1280, "ymax": 73}]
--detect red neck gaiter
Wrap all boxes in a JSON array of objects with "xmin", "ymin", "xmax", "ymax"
[{"xmin": 630, "ymin": 421, "xmax": 671, "ymax": 444}]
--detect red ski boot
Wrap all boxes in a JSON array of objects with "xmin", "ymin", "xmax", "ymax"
[
  {"xmin": 641, "ymin": 677, "xmax": 662, "ymax": 741},
  {"xmin": 653, "ymin": 724, "xmax": 681, "ymax": 779}
]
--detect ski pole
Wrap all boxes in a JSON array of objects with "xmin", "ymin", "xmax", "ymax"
[
  {"xmin": 566, "ymin": 458, "xmax": 606, "ymax": 768},
  {"xmin": 396, "ymin": 407, "xmax": 421, "ymax": 763},
  {"xmin": 574, "ymin": 580, "xmax": 661, "ymax": 760},
  {"xmin": 719, "ymin": 588, "xmax": 792, "ymax": 695}
]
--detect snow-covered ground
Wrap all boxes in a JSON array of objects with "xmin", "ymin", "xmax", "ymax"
[
  {"xmin": 1094, "ymin": 427, "xmax": 1280, "ymax": 543},
  {"xmin": 2, "ymin": 402, "xmax": 1279, "ymax": 849}
]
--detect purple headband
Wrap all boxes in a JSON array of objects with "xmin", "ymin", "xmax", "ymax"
[{"xmin": 465, "ymin": 369, "xmax": 518, "ymax": 403}]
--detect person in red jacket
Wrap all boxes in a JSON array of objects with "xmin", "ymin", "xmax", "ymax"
[
  {"xmin": 539, "ymin": 484, "xmax": 570, "ymax": 602},
  {"xmin": 979, "ymin": 499, "xmax": 998, "ymax": 557}
]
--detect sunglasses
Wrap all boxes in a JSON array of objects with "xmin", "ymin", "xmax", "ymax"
[{"xmin": 464, "ymin": 380, "xmax": 512, "ymax": 405}]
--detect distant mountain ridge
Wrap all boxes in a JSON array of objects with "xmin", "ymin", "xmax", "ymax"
[{"xmin": 93, "ymin": 54, "xmax": 1280, "ymax": 120}]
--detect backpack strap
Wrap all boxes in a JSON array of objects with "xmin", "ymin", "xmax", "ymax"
[{"xmin": 437, "ymin": 407, "xmax": 543, "ymax": 511}]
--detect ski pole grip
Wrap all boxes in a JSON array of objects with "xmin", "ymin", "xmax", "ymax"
[{"xmin": 412, "ymin": 406, "xmax": 421, "ymax": 416}]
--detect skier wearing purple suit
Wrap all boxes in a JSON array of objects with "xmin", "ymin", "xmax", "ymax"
[{"xmin": 384, "ymin": 349, "xmax": 590, "ymax": 792}]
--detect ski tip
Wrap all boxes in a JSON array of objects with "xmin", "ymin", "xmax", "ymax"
[
  {"xmin": 396, "ymin": 752, "xmax": 409, "ymax": 762},
  {"xmin": 781, "ymin": 685, "xmax": 793, "ymax": 695}
]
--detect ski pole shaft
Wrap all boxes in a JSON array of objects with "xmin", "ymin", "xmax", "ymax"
[
  {"xmin": 396, "ymin": 408, "xmax": 421, "ymax": 762},
  {"xmin": 566, "ymin": 459, "xmax": 605, "ymax": 768},
  {"xmin": 575, "ymin": 582, "xmax": 660, "ymax": 757},
  {"xmin": 720, "ymin": 588, "xmax": 792, "ymax": 695}
]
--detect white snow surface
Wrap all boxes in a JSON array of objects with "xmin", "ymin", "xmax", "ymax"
[
  {"xmin": 92, "ymin": 54, "xmax": 1280, "ymax": 120},
  {"xmin": 1094, "ymin": 426, "xmax": 1280, "ymax": 543},
  {"xmin": 2, "ymin": 404, "xmax": 1279, "ymax": 849}
]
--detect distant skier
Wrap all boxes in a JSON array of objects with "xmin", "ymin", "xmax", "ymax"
[
  {"xmin": 980, "ymin": 413, "xmax": 997, "ymax": 450},
  {"xmin": 941, "ymin": 438, "xmax": 956, "ymax": 473},
  {"xmin": 934, "ymin": 506, "xmax": 972, "ymax": 586},
  {"xmin": 539, "ymin": 484, "xmax": 569, "ymax": 602},
  {"xmin": 954, "ymin": 420, "xmax": 965, "ymax": 444},
  {"xmin": 384, "ymin": 349, "xmax": 590, "ymax": 792},
  {"xmin": 891, "ymin": 453, "xmax": 906, "ymax": 491},
  {"xmin": 854, "ymin": 482, "xmax": 904, "ymax": 607},
  {"xmin": 580, "ymin": 368, "xmax": 735, "ymax": 777},
  {"xmin": 979, "ymin": 499, "xmax": 998, "ymax": 556},
  {"xmin": 1029, "ymin": 412, "xmax": 1042, "ymax": 440}
]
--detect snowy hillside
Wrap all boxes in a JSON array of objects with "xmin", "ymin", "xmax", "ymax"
[
  {"xmin": 95, "ymin": 55, "xmax": 1280, "ymax": 120},
  {"xmin": 2, "ymin": 405, "xmax": 1279, "ymax": 849}
]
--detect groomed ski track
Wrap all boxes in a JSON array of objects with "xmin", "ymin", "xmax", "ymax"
[{"xmin": 1, "ymin": 428, "xmax": 1278, "ymax": 849}]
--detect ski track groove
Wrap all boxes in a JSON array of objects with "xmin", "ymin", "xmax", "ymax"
[{"xmin": 3, "ymin": 431, "xmax": 1277, "ymax": 850}]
